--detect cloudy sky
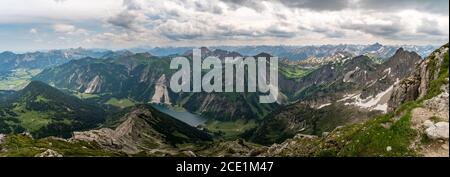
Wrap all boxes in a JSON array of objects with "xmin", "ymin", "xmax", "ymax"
[{"xmin": 0, "ymin": 0, "xmax": 448, "ymax": 52}]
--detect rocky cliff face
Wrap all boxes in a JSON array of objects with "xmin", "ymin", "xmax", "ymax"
[
  {"xmin": 150, "ymin": 74, "xmax": 171, "ymax": 105},
  {"xmin": 360, "ymin": 48, "xmax": 421, "ymax": 99},
  {"xmin": 388, "ymin": 44, "xmax": 449, "ymax": 111}
]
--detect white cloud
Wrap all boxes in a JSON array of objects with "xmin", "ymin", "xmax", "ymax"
[
  {"xmin": 29, "ymin": 28, "xmax": 38, "ymax": 34},
  {"xmin": 0, "ymin": 0, "xmax": 448, "ymax": 51},
  {"xmin": 96, "ymin": 0, "xmax": 448, "ymax": 46},
  {"xmin": 52, "ymin": 24, "xmax": 89, "ymax": 36},
  {"xmin": 0, "ymin": 0, "xmax": 122, "ymax": 24},
  {"xmin": 53, "ymin": 24, "xmax": 76, "ymax": 33}
]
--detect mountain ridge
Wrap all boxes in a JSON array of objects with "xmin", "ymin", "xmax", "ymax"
[
  {"xmin": 71, "ymin": 104, "xmax": 212, "ymax": 155},
  {"xmin": 0, "ymin": 81, "xmax": 106, "ymax": 138}
]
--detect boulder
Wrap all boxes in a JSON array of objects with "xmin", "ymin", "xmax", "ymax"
[
  {"xmin": 425, "ymin": 122, "xmax": 449, "ymax": 140},
  {"xmin": 0, "ymin": 134, "xmax": 5, "ymax": 144},
  {"xmin": 386, "ymin": 146, "xmax": 392, "ymax": 152},
  {"xmin": 423, "ymin": 83, "xmax": 449, "ymax": 121},
  {"xmin": 35, "ymin": 149, "xmax": 63, "ymax": 157}
]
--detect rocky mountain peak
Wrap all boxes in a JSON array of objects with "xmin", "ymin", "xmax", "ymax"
[
  {"xmin": 255, "ymin": 52, "xmax": 273, "ymax": 58},
  {"xmin": 182, "ymin": 47, "xmax": 212, "ymax": 57},
  {"xmin": 391, "ymin": 47, "xmax": 419, "ymax": 59},
  {"xmin": 364, "ymin": 42, "xmax": 383, "ymax": 51},
  {"xmin": 21, "ymin": 80, "xmax": 59, "ymax": 96},
  {"xmin": 212, "ymin": 49, "xmax": 228, "ymax": 55},
  {"xmin": 0, "ymin": 51, "xmax": 15, "ymax": 57},
  {"xmin": 372, "ymin": 42, "xmax": 382, "ymax": 47},
  {"xmin": 200, "ymin": 46, "xmax": 211, "ymax": 52},
  {"xmin": 134, "ymin": 52, "xmax": 153, "ymax": 58},
  {"xmin": 199, "ymin": 47, "xmax": 212, "ymax": 56},
  {"xmin": 382, "ymin": 48, "xmax": 421, "ymax": 77}
]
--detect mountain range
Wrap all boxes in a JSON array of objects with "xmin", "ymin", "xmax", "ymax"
[
  {"xmin": 0, "ymin": 48, "xmax": 112, "ymax": 72},
  {"xmin": 139, "ymin": 43, "xmax": 436, "ymax": 61},
  {"xmin": 0, "ymin": 42, "xmax": 448, "ymax": 157},
  {"xmin": 0, "ymin": 43, "xmax": 436, "ymax": 71}
]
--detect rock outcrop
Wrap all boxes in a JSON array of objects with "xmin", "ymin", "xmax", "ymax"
[
  {"xmin": 197, "ymin": 139, "xmax": 262, "ymax": 157},
  {"xmin": 35, "ymin": 149, "xmax": 63, "ymax": 157},
  {"xmin": 393, "ymin": 43, "xmax": 449, "ymax": 157},
  {"xmin": 388, "ymin": 44, "xmax": 449, "ymax": 111},
  {"xmin": 71, "ymin": 105, "xmax": 212, "ymax": 155},
  {"xmin": 150, "ymin": 74, "xmax": 171, "ymax": 105},
  {"xmin": 423, "ymin": 82, "xmax": 449, "ymax": 120},
  {"xmin": 360, "ymin": 48, "xmax": 421, "ymax": 99},
  {"xmin": 260, "ymin": 134, "xmax": 319, "ymax": 157},
  {"xmin": 424, "ymin": 121, "xmax": 449, "ymax": 140},
  {"xmin": 84, "ymin": 75, "xmax": 102, "ymax": 94},
  {"xmin": 71, "ymin": 108, "xmax": 172, "ymax": 154},
  {"xmin": 0, "ymin": 134, "xmax": 5, "ymax": 145}
]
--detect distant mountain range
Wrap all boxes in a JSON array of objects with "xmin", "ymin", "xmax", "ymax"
[
  {"xmin": 1, "ymin": 43, "xmax": 436, "ymax": 72},
  {"xmin": 0, "ymin": 47, "xmax": 112, "ymax": 72},
  {"xmin": 134, "ymin": 43, "xmax": 436, "ymax": 60}
]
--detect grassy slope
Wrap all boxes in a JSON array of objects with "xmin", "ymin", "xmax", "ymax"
[
  {"xmin": 0, "ymin": 134, "xmax": 124, "ymax": 157},
  {"xmin": 1, "ymin": 81, "xmax": 107, "ymax": 138},
  {"xmin": 105, "ymin": 97, "xmax": 136, "ymax": 108},
  {"xmin": 279, "ymin": 64, "xmax": 312, "ymax": 79},
  {"xmin": 202, "ymin": 119, "xmax": 257, "ymax": 140}
]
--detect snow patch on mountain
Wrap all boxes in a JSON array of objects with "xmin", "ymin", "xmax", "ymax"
[
  {"xmin": 318, "ymin": 103, "xmax": 332, "ymax": 109},
  {"xmin": 341, "ymin": 79, "xmax": 400, "ymax": 113}
]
